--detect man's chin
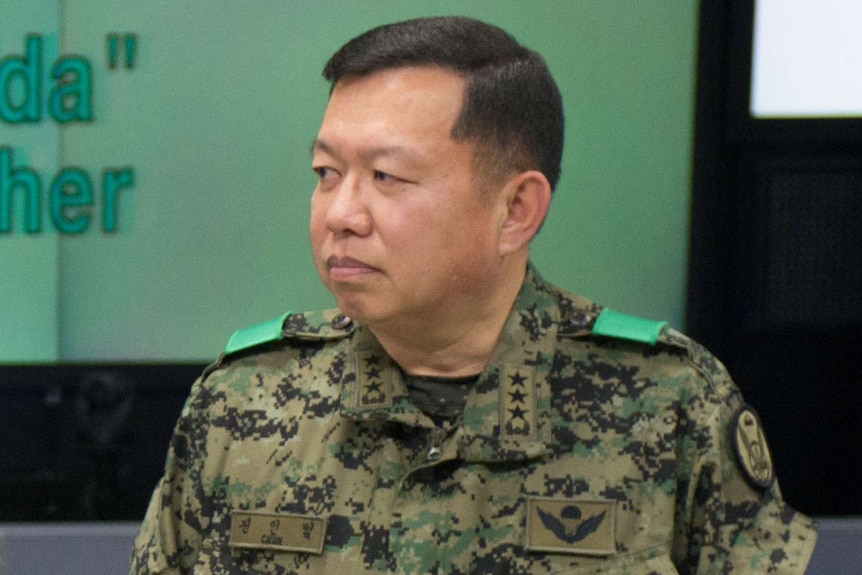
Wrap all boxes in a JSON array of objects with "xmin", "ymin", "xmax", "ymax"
[{"xmin": 330, "ymin": 292, "xmax": 375, "ymax": 324}]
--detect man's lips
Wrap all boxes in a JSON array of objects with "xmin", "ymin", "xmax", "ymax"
[{"xmin": 327, "ymin": 256, "xmax": 379, "ymax": 279}]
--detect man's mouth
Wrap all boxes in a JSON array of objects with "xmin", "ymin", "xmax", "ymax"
[{"xmin": 327, "ymin": 256, "xmax": 379, "ymax": 279}]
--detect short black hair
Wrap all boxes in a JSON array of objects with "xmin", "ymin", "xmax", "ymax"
[{"xmin": 323, "ymin": 16, "xmax": 564, "ymax": 191}]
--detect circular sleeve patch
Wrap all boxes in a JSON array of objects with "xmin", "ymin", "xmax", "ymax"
[{"xmin": 732, "ymin": 406, "xmax": 776, "ymax": 489}]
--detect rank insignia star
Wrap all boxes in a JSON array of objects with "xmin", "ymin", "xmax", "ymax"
[
  {"xmin": 508, "ymin": 404, "xmax": 529, "ymax": 422},
  {"xmin": 355, "ymin": 352, "xmax": 392, "ymax": 408},
  {"xmin": 502, "ymin": 365, "xmax": 534, "ymax": 438},
  {"xmin": 509, "ymin": 372, "xmax": 528, "ymax": 387},
  {"xmin": 509, "ymin": 389, "xmax": 528, "ymax": 404}
]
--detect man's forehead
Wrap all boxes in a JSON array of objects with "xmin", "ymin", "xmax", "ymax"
[
  {"xmin": 327, "ymin": 67, "xmax": 466, "ymax": 116},
  {"xmin": 310, "ymin": 66, "xmax": 480, "ymax": 172}
]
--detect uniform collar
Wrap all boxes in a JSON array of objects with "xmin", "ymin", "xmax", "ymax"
[{"xmin": 339, "ymin": 263, "xmax": 562, "ymax": 462}]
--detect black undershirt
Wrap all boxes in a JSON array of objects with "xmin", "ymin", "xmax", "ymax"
[{"xmin": 403, "ymin": 372, "xmax": 480, "ymax": 426}]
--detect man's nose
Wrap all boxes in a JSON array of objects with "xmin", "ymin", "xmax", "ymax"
[{"xmin": 325, "ymin": 173, "xmax": 372, "ymax": 237}]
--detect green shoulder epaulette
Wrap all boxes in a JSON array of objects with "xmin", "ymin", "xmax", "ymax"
[
  {"xmin": 224, "ymin": 309, "xmax": 355, "ymax": 356},
  {"xmin": 592, "ymin": 308, "xmax": 668, "ymax": 345},
  {"xmin": 225, "ymin": 311, "xmax": 292, "ymax": 355}
]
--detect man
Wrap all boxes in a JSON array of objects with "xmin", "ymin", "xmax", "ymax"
[{"xmin": 131, "ymin": 16, "xmax": 817, "ymax": 574}]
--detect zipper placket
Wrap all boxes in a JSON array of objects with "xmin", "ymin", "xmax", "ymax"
[{"xmin": 426, "ymin": 423, "xmax": 449, "ymax": 462}]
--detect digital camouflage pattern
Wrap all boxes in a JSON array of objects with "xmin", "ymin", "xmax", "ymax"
[{"xmin": 130, "ymin": 265, "xmax": 817, "ymax": 574}]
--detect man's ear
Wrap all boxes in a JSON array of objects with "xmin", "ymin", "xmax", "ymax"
[{"xmin": 498, "ymin": 170, "xmax": 552, "ymax": 256}]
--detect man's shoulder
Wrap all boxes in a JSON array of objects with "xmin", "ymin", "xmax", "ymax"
[
  {"xmin": 533, "ymin": 274, "xmax": 667, "ymax": 345},
  {"xmin": 224, "ymin": 308, "xmax": 355, "ymax": 355},
  {"xmin": 538, "ymin": 275, "xmax": 729, "ymax": 386},
  {"xmin": 527, "ymin": 267, "xmax": 673, "ymax": 346},
  {"xmin": 199, "ymin": 309, "xmax": 356, "ymax": 380}
]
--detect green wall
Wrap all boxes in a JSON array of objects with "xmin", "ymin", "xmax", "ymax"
[
  {"xmin": 0, "ymin": 1, "xmax": 698, "ymax": 362},
  {"xmin": 1, "ymin": 0, "xmax": 61, "ymax": 360}
]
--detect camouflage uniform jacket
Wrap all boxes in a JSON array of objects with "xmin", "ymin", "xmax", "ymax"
[{"xmin": 131, "ymin": 266, "xmax": 817, "ymax": 574}]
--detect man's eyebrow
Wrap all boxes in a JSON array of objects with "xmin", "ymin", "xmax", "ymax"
[
  {"xmin": 310, "ymin": 139, "xmax": 417, "ymax": 163},
  {"xmin": 310, "ymin": 139, "xmax": 334, "ymax": 158}
]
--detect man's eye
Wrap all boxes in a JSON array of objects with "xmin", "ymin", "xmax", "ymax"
[
  {"xmin": 313, "ymin": 166, "xmax": 336, "ymax": 180},
  {"xmin": 373, "ymin": 170, "xmax": 400, "ymax": 183}
]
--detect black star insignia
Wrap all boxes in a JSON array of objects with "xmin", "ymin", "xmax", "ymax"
[
  {"xmin": 364, "ymin": 367, "xmax": 382, "ymax": 380},
  {"xmin": 509, "ymin": 372, "xmax": 528, "ymax": 387},
  {"xmin": 509, "ymin": 389, "xmax": 528, "ymax": 404},
  {"xmin": 508, "ymin": 404, "xmax": 529, "ymax": 422},
  {"xmin": 364, "ymin": 381, "xmax": 383, "ymax": 394}
]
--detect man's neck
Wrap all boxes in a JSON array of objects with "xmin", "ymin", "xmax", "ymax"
[{"xmin": 368, "ymin": 260, "xmax": 527, "ymax": 377}]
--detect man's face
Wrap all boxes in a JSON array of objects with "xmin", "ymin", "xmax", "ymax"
[{"xmin": 310, "ymin": 66, "xmax": 507, "ymax": 328}]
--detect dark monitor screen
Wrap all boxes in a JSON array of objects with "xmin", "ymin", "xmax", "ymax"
[{"xmin": 0, "ymin": 363, "xmax": 202, "ymax": 521}]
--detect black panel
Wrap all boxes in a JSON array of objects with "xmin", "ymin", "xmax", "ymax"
[
  {"xmin": 755, "ymin": 161, "xmax": 862, "ymax": 329},
  {"xmin": 0, "ymin": 364, "xmax": 203, "ymax": 521}
]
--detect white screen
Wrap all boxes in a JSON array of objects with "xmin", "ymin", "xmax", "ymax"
[{"xmin": 751, "ymin": 0, "xmax": 862, "ymax": 118}]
